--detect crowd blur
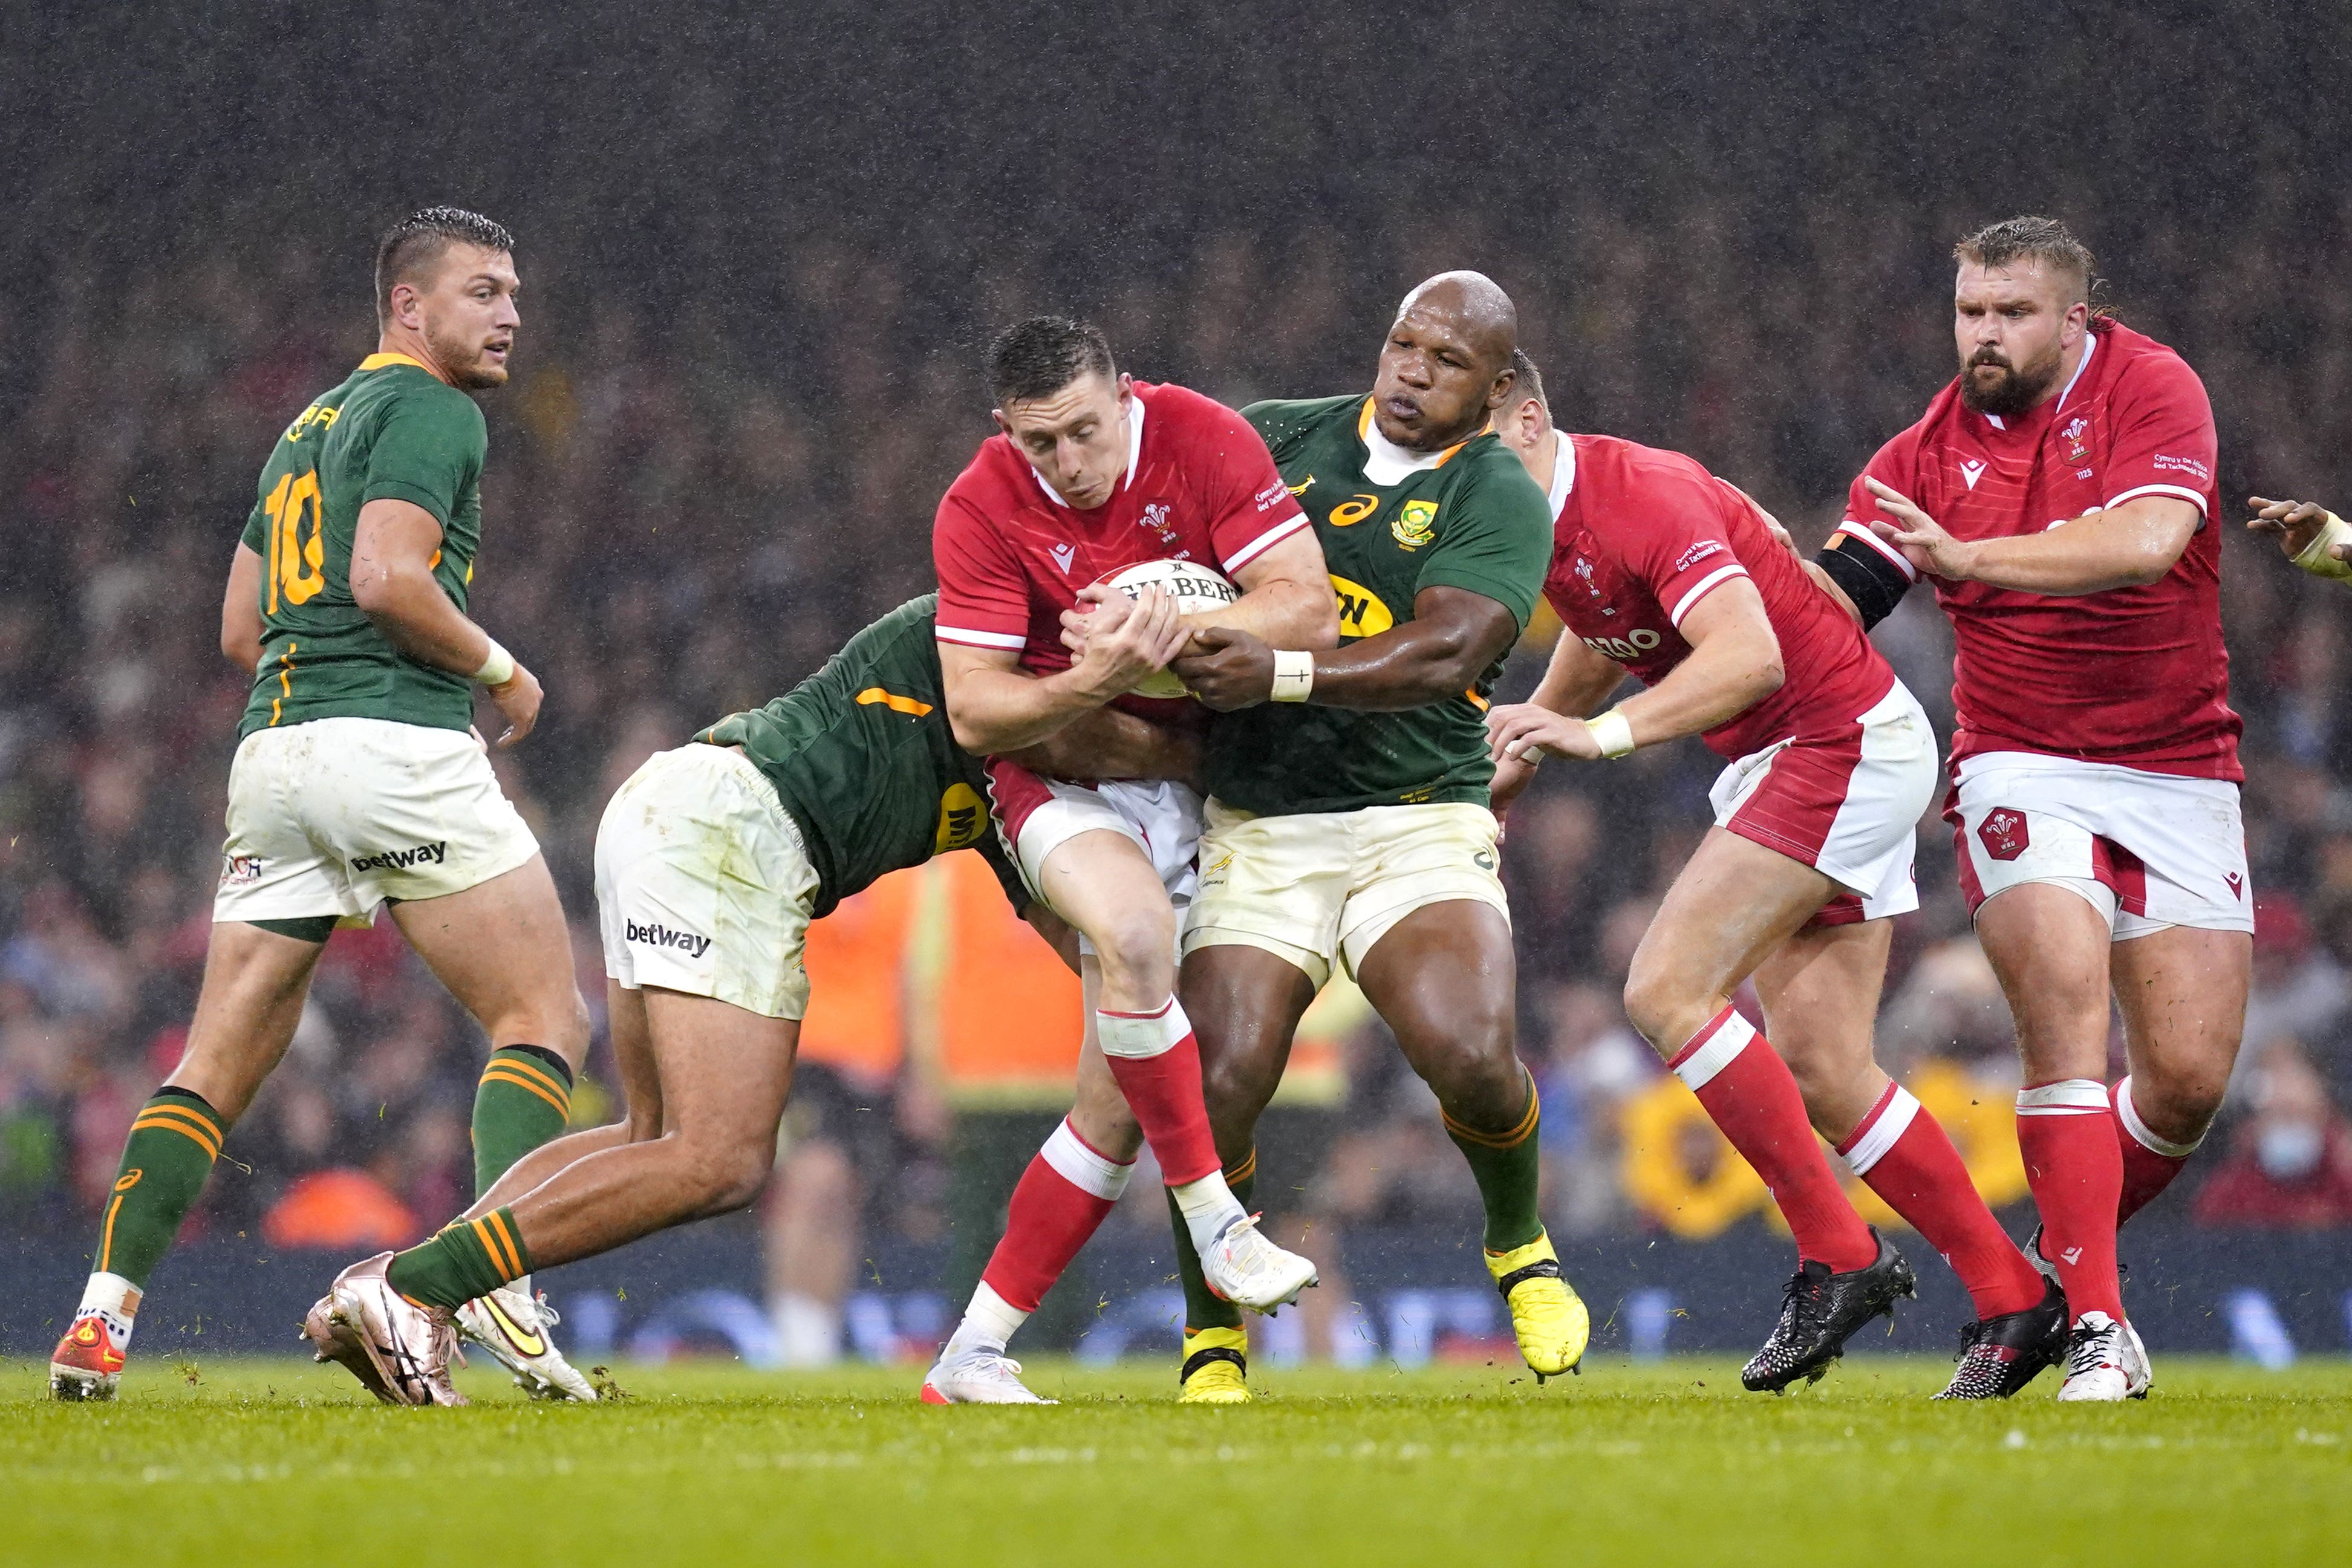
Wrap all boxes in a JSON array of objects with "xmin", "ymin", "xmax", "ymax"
[{"xmin": 8, "ymin": 5, "xmax": 2352, "ymax": 1316}]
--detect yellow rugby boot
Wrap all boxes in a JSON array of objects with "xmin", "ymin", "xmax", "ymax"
[
  {"xmin": 1178, "ymin": 1326, "xmax": 1251, "ymax": 1404},
  {"xmin": 1487, "ymin": 1230, "xmax": 1589, "ymax": 1382}
]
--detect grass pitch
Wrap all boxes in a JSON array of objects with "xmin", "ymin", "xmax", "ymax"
[{"xmin": 5, "ymin": 1355, "xmax": 2347, "ymax": 1567}]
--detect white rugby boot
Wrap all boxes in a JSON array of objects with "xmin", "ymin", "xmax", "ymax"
[
  {"xmin": 458, "ymin": 1284, "xmax": 598, "ymax": 1401},
  {"xmin": 303, "ymin": 1252, "xmax": 467, "ymax": 1407},
  {"xmin": 920, "ymin": 1345, "xmax": 1054, "ymax": 1405},
  {"xmin": 1201, "ymin": 1214, "xmax": 1318, "ymax": 1313},
  {"xmin": 2056, "ymin": 1311, "xmax": 2146, "ymax": 1402}
]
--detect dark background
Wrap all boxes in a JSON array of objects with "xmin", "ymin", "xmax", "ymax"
[{"xmin": 5, "ymin": 1, "xmax": 2352, "ymax": 1359}]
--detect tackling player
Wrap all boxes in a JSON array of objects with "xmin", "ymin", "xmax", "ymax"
[
  {"xmin": 1155, "ymin": 273, "xmax": 1588, "ymax": 1402},
  {"xmin": 922, "ymin": 318, "xmax": 1338, "ymax": 1401},
  {"xmin": 51, "ymin": 209, "xmax": 596, "ymax": 1403},
  {"xmin": 304, "ymin": 594, "xmax": 1187, "ymax": 1404},
  {"xmin": 1817, "ymin": 216, "xmax": 2246, "ymax": 1400},
  {"xmin": 1485, "ymin": 353, "xmax": 2062, "ymax": 1397}
]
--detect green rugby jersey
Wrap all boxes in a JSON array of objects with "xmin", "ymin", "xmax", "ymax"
[
  {"xmin": 699, "ymin": 595, "xmax": 1024, "ymax": 917},
  {"xmin": 235, "ymin": 353, "xmax": 488, "ymax": 740},
  {"xmin": 1205, "ymin": 395, "xmax": 1554, "ymax": 815}
]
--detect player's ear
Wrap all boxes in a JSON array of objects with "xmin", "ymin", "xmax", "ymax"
[{"xmin": 991, "ymin": 408, "xmax": 1011, "ymax": 436}]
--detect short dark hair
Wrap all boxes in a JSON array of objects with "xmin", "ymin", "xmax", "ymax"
[
  {"xmin": 988, "ymin": 316, "xmax": 1116, "ymax": 407},
  {"xmin": 1953, "ymin": 215, "xmax": 2097, "ymax": 303},
  {"xmin": 375, "ymin": 207, "xmax": 515, "ymax": 326},
  {"xmin": 1508, "ymin": 348, "xmax": 1548, "ymax": 415}
]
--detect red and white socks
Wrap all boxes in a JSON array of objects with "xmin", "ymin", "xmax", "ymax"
[
  {"xmin": 1836, "ymin": 1081, "xmax": 2045, "ymax": 1319},
  {"xmin": 948, "ymin": 1117, "xmax": 1134, "ymax": 1357},
  {"xmin": 1095, "ymin": 997, "xmax": 1248, "ymax": 1251},
  {"xmin": 2112, "ymin": 1075, "xmax": 2201, "ymax": 1225},
  {"xmin": 2015, "ymin": 1079, "xmax": 2125, "ymax": 1322},
  {"xmin": 1669, "ymin": 1007, "xmax": 1877, "ymax": 1274}
]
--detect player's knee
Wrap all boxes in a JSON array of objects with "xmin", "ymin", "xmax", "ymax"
[
  {"xmin": 1090, "ymin": 906, "xmax": 1177, "ymax": 995},
  {"xmin": 2138, "ymin": 1061, "xmax": 2230, "ymax": 1141},
  {"xmin": 1621, "ymin": 960, "xmax": 1702, "ymax": 1054},
  {"xmin": 683, "ymin": 1135, "xmax": 775, "ymax": 1212},
  {"xmin": 1199, "ymin": 1044, "xmax": 1267, "ymax": 1128}
]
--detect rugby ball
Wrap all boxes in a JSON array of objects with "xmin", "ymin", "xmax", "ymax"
[{"xmin": 1100, "ymin": 558, "xmax": 1237, "ymax": 698}]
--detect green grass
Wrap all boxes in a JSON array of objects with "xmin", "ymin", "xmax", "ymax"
[{"xmin": 5, "ymin": 1355, "xmax": 2348, "ymax": 1567}]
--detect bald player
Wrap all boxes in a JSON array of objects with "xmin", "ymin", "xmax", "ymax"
[{"xmin": 1125, "ymin": 273, "xmax": 1584, "ymax": 1401}]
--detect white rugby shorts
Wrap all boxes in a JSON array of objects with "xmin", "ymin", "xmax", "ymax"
[
  {"xmin": 1946, "ymin": 750, "xmax": 2252, "ymax": 939},
  {"xmin": 1707, "ymin": 680, "xmax": 1937, "ymax": 927},
  {"xmin": 212, "ymin": 717, "xmax": 539, "ymax": 926},
  {"xmin": 986, "ymin": 758, "xmax": 1202, "ymax": 952},
  {"xmin": 596, "ymin": 743, "xmax": 822, "ymax": 1020}
]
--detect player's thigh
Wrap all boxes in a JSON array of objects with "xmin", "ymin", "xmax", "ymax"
[
  {"xmin": 1178, "ymin": 940, "xmax": 1319, "ymax": 1136},
  {"xmin": 1354, "ymin": 899, "xmax": 1520, "ymax": 1111},
  {"xmin": 1627, "ymin": 829, "xmax": 1837, "ymax": 1029},
  {"xmin": 1753, "ymin": 917, "xmax": 1895, "ymax": 1140},
  {"xmin": 642, "ymin": 987, "xmax": 802, "ymax": 1202},
  {"xmin": 392, "ymin": 853, "xmax": 588, "ymax": 1059},
  {"xmin": 2110, "ymin": 923, "xmax": 2250, "ymax": 1131},
  {"xmin": 168, "ymin": 921, "xmax": 331, "ymax": 1120},
  {"xmin": 1033, "ymin": 828, "xmax": 1176, "ymax": 975},
  {"xmin": 1974, "ymin": 882, "xmax": 2114, "ymax": 1082},
  {"xmin": 606, "ymin": 978, "xmax": 665, "ymax": 1140}
]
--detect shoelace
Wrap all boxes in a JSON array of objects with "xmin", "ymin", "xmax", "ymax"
[
  {"xmin": 2067, "ymin": 1324, "xmax": 2116, "ymax": 1379},
  {"xmin": 1776, "ymin": 1269, "xmax": 1828, "ymax": 1342},
  {"xmin": 1950, "ymin": 1319, "xmax": 1987, "ymax": 1362}
]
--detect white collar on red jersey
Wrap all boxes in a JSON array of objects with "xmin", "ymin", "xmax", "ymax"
[
  {"xmin": 1545, "ymin": 429, "xmax": 1576, "ymax": 521},
  {"xmin": 1981, "ymin": 328, "xmax": 2098, "ymax": 431},
  {"xmin": 1025, "ymin": 388, "xmax": 1148, "ymax": 509}
]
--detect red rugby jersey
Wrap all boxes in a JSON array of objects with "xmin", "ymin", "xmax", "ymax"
[
  {"xmin": 1832, "ymin": 319, "xmax": 2239, "ymax": 781},
  {"xmin": 1544, "ymin": 434, "xmax": 1895, "ymax": 761},
  {"xmin": 932, "ymin": 380, "xmax": 1309, "ymax": 686}
]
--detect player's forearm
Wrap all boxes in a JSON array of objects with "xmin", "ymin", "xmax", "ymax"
[
  {"xmin": 1614, "ymin": 628, "xmax": 1784, "ymax": 746},
  {"xmin": 353, "ymin": 563, "xmax": 497, "ymax": 675},
  {"xmin": 1184, "ymin": 578, "xmax": 1339, "ymax": 653},
  {"xmin": 944, "ymin": 667, "xmax": 1106, "ymax": 754},
  {"xmin": 1526, "ymin": 631, "xmax": 1620, "ymax": 720},
  {"xmin": 1008, "ymin": 706, "xmax": 1200, "ymax": 787},
  {"xmin": 1299, "ymin": 620, "xmax": 1505, "ymax": 712},
  {"xmin": 1947, "ymin": 504, "xmax": 2194, "ymax": 596}
]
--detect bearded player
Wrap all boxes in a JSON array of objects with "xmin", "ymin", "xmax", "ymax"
[
  {"xmin": 1817, "ymin": 217, "xmax": 2246, "ymax": 1401},
  {"xmin": 52, "ymin": 209, "xmax": 597, "ymax": 1403},
  {"xmin": 1153, "ymin": 273, "xmax": 1585, "ymax": 1403},
  {"xmin": 304, "ymin": 593, "xmax": 1197, "ymax": 1404},
  {"xmin": 922, "ymin": 317, "xmax": 1338, "ymax": 1402},
  {"xmin": 1485, "ymin": 351, "xmax": 2064, "ymax": 1397}
]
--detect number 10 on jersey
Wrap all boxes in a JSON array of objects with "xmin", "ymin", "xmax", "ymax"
[{"xmin": 262, "ymin": 469, "xmax": 325, "ymax": 611}]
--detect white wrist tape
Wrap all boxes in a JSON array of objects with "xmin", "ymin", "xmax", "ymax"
[
  {"xmin": 1586, "ymin": 709, "xmax": 1636, "ymax": 759},
  {"xmin": 1271, "ymin": 649, "xmax": 1315, "ymax": 702},
  {"xmin": 472, "ymin": 639, "xmax": 515, "ymax": 687},
  {"xmin": 2293, "ymin": 512, "xmax": 2352, "ymax": 582}
]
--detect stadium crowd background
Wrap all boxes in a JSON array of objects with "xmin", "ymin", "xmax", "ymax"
[{"xmin": 5, "ymin": 2, "xmax": 2352, "ymax": 1353}]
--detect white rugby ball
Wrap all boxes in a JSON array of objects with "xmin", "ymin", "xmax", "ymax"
[{"xmin": 1101, "ymin": 558, "xmax": 1237, "ymax": 698}]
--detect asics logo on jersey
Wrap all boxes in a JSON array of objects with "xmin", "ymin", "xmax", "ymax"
[
  {"xmin": 1959, "ymin": 458, "xmax": 1988, "ymax": 490},
  {"xmin": 349, "ymin": 841, "xmax": 447, "ymax": 874},
  {"xmin": 1583, "ymin": 629, "xmax": 1663, "ymax": 662},
  {"xmin": 1049, "ymin": 543, "xmax": 1077, "ymax": 575},
  {"xmin": 625, "ymin": 919, "xmax": 714, "ymax": 958}
]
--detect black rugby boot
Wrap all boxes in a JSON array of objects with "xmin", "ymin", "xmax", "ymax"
[
  {"xmin": 1932, "ymin": 1277, "xmax": 2070, "ymax": 1400},
  {"xmin": 1741, "ymin": 1228, "xmax": 1917, "ymax": 1393}
]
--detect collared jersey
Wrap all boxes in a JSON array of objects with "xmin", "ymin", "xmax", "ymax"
[
  {"xmin": 931, "ymin": 380, "xmax": 1310, "ymax": 721},
  {"xmin": 700, "ymin": 595, "xmax": 1025, "ymax": 920},
  {"xmin": 1831, "ymin": 319, "xmax": 2239, "ymax": 781},
  {"xmin": 235, "ymin": 354, "xmax": 487, "ymax": 739},
  {"xmin": 1545, "ymin": 434, "xmax": 1895, "ymax": 760},
  {"xmin": 1204, "ymin": 395, "xmax": 1554, "ymax": 815}
]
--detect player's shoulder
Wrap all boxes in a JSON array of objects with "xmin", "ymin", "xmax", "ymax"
[
  {"xmin": 2091, "ymin": 319, "xmax": 2209, "ymax": 405},
  {"xmin": 374, "ymin": 362, "xmax": 483, "ymax": 426},
  {"xmin": 1569, "ymin": 432, "xmax": 1718, "ymax": 494},
  {"xmin": 1239, "ymin": 392, "xmax": 1362, "ymax": 447},
  {"xmin": 937, "ymin": 432, "xmax": 1028, "ymax": 521},
  {"xmin": 1135, "ymin": 380, "xmax": 1267, "ymax": 464}
]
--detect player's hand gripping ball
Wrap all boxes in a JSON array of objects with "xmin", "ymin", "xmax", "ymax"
[{"xmin": 1093, "ymin": 558, "xmax": 1238, "ymax": 698}]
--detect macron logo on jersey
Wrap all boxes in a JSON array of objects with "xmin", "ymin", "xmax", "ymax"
[
  {"xmin": 1049, "ymin": 543, "xmax": 1077, "ymax": 575},
  {"xmin": 626, "ymin": 919, "xmax": 714, "ymax": 959},
  {"xmin": 1959, "ymin": 458, "xmax": 1988, "ymax": 490}
]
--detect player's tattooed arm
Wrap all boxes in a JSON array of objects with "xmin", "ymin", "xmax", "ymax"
[
  {"xmin": 940, "ymin": 587, "xmax": 1190, "ymax": 752},
  {"xmin": 1005, "ymin": 707, "xmax": 1204, "ymax": 790},
  {"xmin": 1489, "ymin": 578, "xmax": 1783, "ymax": 763},
  {"xmin": 351, "ymin": 496, "xmax": 544, "ymax": 745},
  {"xmin": 1172, "ymin": 586, "xmax": 1517, "ymax": 713},
  {"xmin": 1863, "ymin": 480, "xmax": 2199, "ymax": 596},
  {"xmin": 221, "ymin": 542, "xmax": 265, "ymax": 675}
]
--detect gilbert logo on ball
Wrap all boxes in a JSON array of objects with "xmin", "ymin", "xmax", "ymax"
[{"xmin": 1101, "ymin": 558, "xmax": 1237, "ymax": 698}]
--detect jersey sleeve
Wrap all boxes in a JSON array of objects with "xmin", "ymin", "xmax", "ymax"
[
  {"xmin": 1193, "ymin": 398, "xmax": 1311, "ymax": 575},
  {"xmin": 1818, "ymin": 428, "xmax": 1923, "ymax": 629},
  {"xmin": 1620, "ymin": 467, "xmax": 1755, "ymax": 629},
  {"xmin": 1411, "ymin": 454, "xmax": 1555, "ymax": 630},
  {"xmin": 931, "ymin": 479, "xmax": 1035, "ymax": 652},
  {"xmin": 2102, "ymin": 350, "xmax": 2217, "ymax": 519},
  {"xmin": 362, "ymin": 388, "xmax": 485, "ymax": 527},
  {"xmin": 241, "ymin": 495, "xmax": 269, "ymax": 553}
]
